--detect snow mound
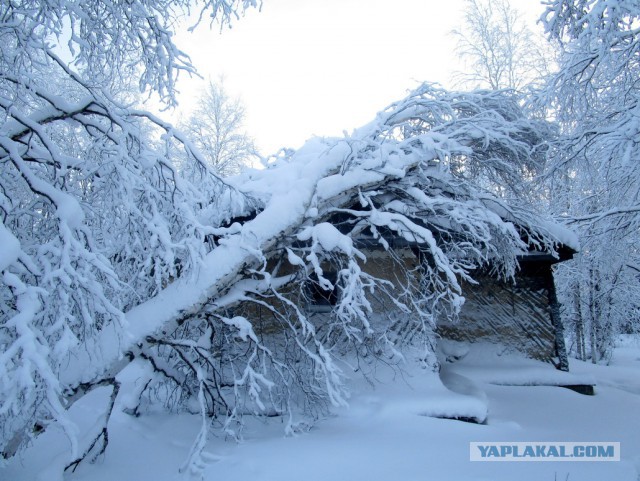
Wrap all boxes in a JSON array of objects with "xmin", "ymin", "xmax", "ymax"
[{"xmin": 445, "ymin": 342, "xmax": 596, "ymax": 387}]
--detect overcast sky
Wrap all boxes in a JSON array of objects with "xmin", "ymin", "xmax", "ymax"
[{"xmin": 169, "ymin": 0, "xmax": 548, "ymax": 154}]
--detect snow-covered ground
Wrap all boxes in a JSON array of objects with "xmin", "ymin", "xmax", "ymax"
[{"xmin": 5, "ymin": 337, "xmax": 640, "ymax": 481}]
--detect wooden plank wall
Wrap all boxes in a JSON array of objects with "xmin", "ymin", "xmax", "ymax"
[{"xmin": 437, "ymin": 274, "xmax": 556, "ymax": 363}]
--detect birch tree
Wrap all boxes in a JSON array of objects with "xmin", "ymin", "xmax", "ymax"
[
  {"xmin": 453, "ymin": 0, "xmax": 554, "ymax": 90},
  {"xmin": 181, "ymin": 78, "xmax": 258, "ymax": 176}
]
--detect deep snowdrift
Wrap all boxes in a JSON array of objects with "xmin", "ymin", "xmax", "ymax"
[{"xmin": 4, "ymin": 337, "xmax": 639, "ymax": 481}]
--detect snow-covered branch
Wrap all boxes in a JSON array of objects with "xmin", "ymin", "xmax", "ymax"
[
  {"xmin": 1, "ymin": 0, "xmax": 259, "ymax": 461},
  {"xmin": 1, "ymin": 2, "xmax": 566, "ymax": 464}
]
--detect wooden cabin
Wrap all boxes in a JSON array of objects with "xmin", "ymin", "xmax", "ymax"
[{"xmin": 301, "ymin": 229, "xmax": 577, "ymax": 372}]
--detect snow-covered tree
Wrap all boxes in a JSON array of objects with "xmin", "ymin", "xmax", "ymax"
[
  {"xmin": 453, "ymin": 0, "xmax": 554, "ymax": 90},
  {"xmin": 0, "ymin": 0, "xmax": 259, "ymax": 464},
  {"xmin": 5, "ymin": 76, "xmax": 565, "ymax": 474},
  {"xmin": 181, "ymin": 78, "xmax": 258, "ymax": 176},
  {"xmin": 539, "ymin": 0, "xmax": 640, "ymax": 361},
  {"xmin": 1, "ymin": 1, "xmax": 567, "ymax": 476}
]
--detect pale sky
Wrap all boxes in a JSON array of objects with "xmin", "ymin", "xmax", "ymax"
[{"xmin": 169, "ymin": 0, "xmax": 548, "ymax": 154}]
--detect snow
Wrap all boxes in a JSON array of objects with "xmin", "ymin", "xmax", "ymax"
[
  {"xmin": 4, "ymin": 1, "xmax": 637, "ymax": 478},
  {"xmin": 297, "ymin": 223, "xmax": 358, "ymax": 257},
  {"xmin": 221, "ymin": 316, "xmax": 257, "ymax": 342},
  {"xmin": 0, "ymin": 221, "xmax": 21, "ymax": 272},
  {"xmin": 539, "ymin": 219, "xmax": 581, "ymax": 252},
  {"xmin": 441, "ymin": 341, "xmax": 597, "ymax": 387},
  {"xmin": 54, "ymin": 192, "xmax": 85, "ymax": 230},
  {"xmin": 5, "ymin": 338, "xmax": 640, "ymax": 481},
  {"xmin": 478, "ymin": 194, "xmax": 580, "ymax": 253}
]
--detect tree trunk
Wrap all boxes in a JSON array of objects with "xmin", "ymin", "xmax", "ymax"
[
  {"xmin": 547, "ymin": 269, "xmax": 569, "ymax": 371},
  {"xmin": 589, "ymin": 267, "xmax": 599, "ymax": 364},
  {"xmin": 573, "ymin": 282, "xmax": 586, "ymax": 361}
]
